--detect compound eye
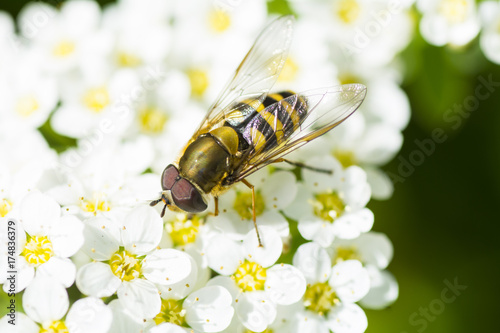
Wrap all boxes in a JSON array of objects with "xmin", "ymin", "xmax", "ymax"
[
  {"xmin": 161, "ymin": 165, "xmax": 179, "ymax": 190},
  {"xmin": 171, "ymin": 178, "xmax": 207, "ymax": 213}
]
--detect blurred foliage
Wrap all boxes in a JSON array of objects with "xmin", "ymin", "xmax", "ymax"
[{"xmin": 1, "ymin": 0, "xmax": 499, "ymax": 332}]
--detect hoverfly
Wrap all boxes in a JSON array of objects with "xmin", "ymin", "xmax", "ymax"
[{"xmin": 151, "ymin": 15, "xmax": 366, "ymax": 245}]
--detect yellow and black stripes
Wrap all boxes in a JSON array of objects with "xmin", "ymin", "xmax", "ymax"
[{"xmin": 237, "ymin": 91, "xmax": 308, "ymax": 153}]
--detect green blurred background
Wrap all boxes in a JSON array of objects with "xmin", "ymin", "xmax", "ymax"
[{"xmin": 2, "ymin": 1, "xmax": 499, "ymax": 332}]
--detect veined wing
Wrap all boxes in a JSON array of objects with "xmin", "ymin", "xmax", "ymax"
[
  {"xmin": 230, "ymin": 84, "xmax": 367, "ymax": 182},
  {"xmin": 191, "ymin": 15, "xmax": 294, "ymax": 138}
]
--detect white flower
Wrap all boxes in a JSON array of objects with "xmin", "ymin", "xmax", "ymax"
[
  {"xmin": 0, "ymin": 191, "xmax": 83, "ymax": 293},
  {"xmin": 206, "ymin": 170, "xmax": 296, "ymax": 240},
  {"xmin": 417, "ymin": 0, "xmax": 480, "ymax": 47},
  {"xmin": 291, "ymin": 242, "xmax": 370, "ymax": 333},
  {"xmin": 0, "ymin": 276, "xmax": 112, "ymax": 333},
  {"xmin": 206, "ymin": 227, "xmax": 306, "ymax": 332},
  {"xmin": 479, "ymin": 1, "xmax": 500, "ymax": 64},
  {"xmin": 329, "ymin": 232, "xmax": 399, "ymax": 309},
  {"xmin": 17, "ymin": 0, "xmax": 102, "ymax": 74},
  {"xmin": 76, "ymin": 205, "xmax": 195, "ymax": 320},
  {"xmin": 285, "ymin": 156, "xmax": 374, "ymax": 247}
]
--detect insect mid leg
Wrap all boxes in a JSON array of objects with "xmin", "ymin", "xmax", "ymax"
[
  {"xmin": 241, "ymin": 178, "xmax": 263, "ymax": 247},
  {"xmin": 214, "ymin": 196, "xmax": 219, "ymax": 216},
  {"xmin": 275, "ymin": 158, "xmax": 333, "ymax": 175}
]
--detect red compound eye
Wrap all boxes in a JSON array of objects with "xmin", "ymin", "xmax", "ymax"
[
  {"xmin": 171, "ymin": 178, "xmax": 207, "ymax": 213},
  {"xmin": 161, "ymin": 165, "xmax": 179, "ymax": 190}
]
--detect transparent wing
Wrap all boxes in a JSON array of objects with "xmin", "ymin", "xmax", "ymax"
[
  {"xmin": 231, "ymin": 84, "xmax": 367, "ymax": 182},
  {"xmin": 192, "ymin": 15, "xmax": 294, "ymax": 137}
]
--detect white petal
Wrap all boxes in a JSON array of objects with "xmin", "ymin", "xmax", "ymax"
[
  {"xmin": 0, "ymin": 312, "xmax": 39, "ymax": 333},
  {"xmin": 364, "ymin": 167, "xmax": 393, "ymax": 201},
  {"xmin": 23, "ymin": 276, "xmax": 68, "ymax": 323},
  {"xmin": 155, "ymin": 253, "xmax": 198, "ymax": 300},
  {"xmin": 37, "ymin": 257, "xmax": 76, "ymax": 288},
  {"xmin": 298, "ymin": 217, "xmax": 335, "ymax": 248},
  {"xmin": 20, "ymin": 191, "xmax": 61, "ymax": 236},
  {"xmin": 76, "ymin": 262, "xmax": 121, "ymax": 297},
  {"xmin": 184, "ymin": 285, "xmax": 234, "ymax": 332},
  {"xmin": 142, "ymin": 249, "xmax": 194, "ymax": 285},
  {"xmin": 265, "ymin": 264, "xmax": 306, "ymax": 305},
  {"xmin": 360, "ymin": 268, "xmax": 399, "ymax": 310},
  {"xmin": 206, "ymin": 234, "xmax": 244, "ymax": 275},
  {"xmin": 260, "ymin": 171, "xmax": 298, "ymax": 210},
  {"xmin": 235, "ymin": 292, "xmax": 276, "ymax": 332},
  {"xmin": 66, "ymin": 297, "xmax": 112, "ymax": 333},
  {"xmin": 290, "ymin": 311, "xmax": 330, "ymax": 333},
  {"xmin": 326, "ymin": 303, "xmax": 367, "ymax": 333},
  {"xmin": 257, "ymin": 211, "xmax": 290, "ymax": 238},
  {"xmin": 293, "ymin": 242, "xmax": 332, "ymax": 283},
  {"xmin": 50, "ymin": 215, "xmax": 84, "ymax": 258},
  {"xmin": 243, "ymin": 227, "xmax": 282, "ymax": 268},
  {"xmin": 332, "ymin": 209, "xmax": 373, "ymax": 240},
  {"xmin": 356, "ymin": 232, "xmax": 393, "ymax": 269},
  {"xmin": 283, "ymin": 183, "xmax": 313, "ymax": 220},
  {"xmin": 205, "ymin": 276, "xmax": 241, "ymax": 300},
  {"xmin": 329, "ymin": 260, "xmax": 370, "ymax": 303},
  {"xmin": 148, "ymin": 323, "xmax": 190, "ymax": 333},
  {"xmin": 121, "ymin": 205, "xmax": 163, "ymax": 255},
  {"xmin": 108, "ymin": 300, "xmax": 146, "ymax": 333},
  {"xmin": 81, "ymin": 217, "xmax": 120, "ymax": 261},
  {"xmin": 117, "ymin": 279, "xmax": 161, "ymax": 320},
  {"xmin": 302, "ymin": 156, "xmax": 343, "ymax": 193}
]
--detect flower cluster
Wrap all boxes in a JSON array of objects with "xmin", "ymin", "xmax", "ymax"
[{"xmin": 0, "ymin": 0, "xmax": 412, "ymax": 332}]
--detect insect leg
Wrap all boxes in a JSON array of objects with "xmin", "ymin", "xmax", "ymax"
[
  {"xmin": 214, "ymin": 196, "xmax": 219, "ymax": 216},
  {"xmin": 275, "ymin": 158, "xmax": 333, "ymax": 175},
  {"xmin": 241, "ymin": 178, "xmax": 263, "ymax": 247}
]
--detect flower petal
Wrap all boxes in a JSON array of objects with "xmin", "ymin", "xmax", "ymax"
[
  {"xmin": 243, "ymin": 227, "xmax": 282, "ymax": 268},
  {"xmin": 37, "ymin": 257, "xmax": 76, "ymax": 288},
  {"xmin": 50, "ymin": 215, "xmax": 84, "ymax": 258},
  {"xmin": 108, "ymin": 300, "xmax": 147, "ymax": 333},
  {"xmin": 184, "ymin": 285, "xmax": 234, "ymax": 332},
  {"xmin": 66, "ymin": 297, "xmax": 112, "ymax": 333},
  {"xmin": 81, "ymin": 217, "xmax": 120, "ymax": 261},
  {"xmin": 326, "ymin": 303, "xmax": 367, "ymax": 333},
  {"xmin": 76, "ymin": 262, "xmax": 121, "ymax": 297},
  {"xmin": 259, "ymin": 171, "xmax": 298, "ymax": 210},
  {"xmin": 20, "ymin": 191, "xmax": 61, "ymax": 236},
  {"xmin": 0, "ymin": 312, "xmax": 39, "ymax": 333},
  {"xmin": 235, "ymin": 292, "xmax": 276, "ymax": 332},
  {"xmin": 23, "ymin": 276, "xmax": 68, "ymax": 324},
  {"xmin": 329, "ymin": 260, "xmax": 370, "ymax": 303},
  {"xmin": 359, "ymin": 267, "xmax": 398, "ymax": 310},
  {"xmin": 142, "ymin": 249, "xmax": 194, "ymax": 285},
  {"xmin": 206, "ymin": 234, "xmax": 244, "ymax": 275},
  {"xmin": 265, "ymin": 264, "xmax": 306, "ymax": 305},
  {"xmin": 121, "ymin": 205, "xmax": 163, "ymax": 255},
  {"xmin": 117, "ymin": 279, "xmax": 161, "ymax": 320},
  {"xmin": 293, "ymin": 242, "xmax": 332, "ymax": 283}
]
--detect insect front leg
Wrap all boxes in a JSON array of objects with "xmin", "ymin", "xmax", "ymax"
[
  {"xmin": 214, "ymin": 196, "xmax": 219, "ymax": 216},
  {"xmin": 241, "ymin": 178, "xmax": 263, "ymax": 247}
]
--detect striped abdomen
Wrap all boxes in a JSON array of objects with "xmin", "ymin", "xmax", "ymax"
[{"xmin": 225, "ymin": 91, "xmax": 308, "ymax": 154}]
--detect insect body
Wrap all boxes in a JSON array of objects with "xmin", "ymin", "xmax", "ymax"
[{"xmin": 151, "ymin": 16, "xmax": 367, "ymax": 244}]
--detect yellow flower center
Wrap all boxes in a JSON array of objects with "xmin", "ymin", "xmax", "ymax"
[
  {"xmin": 278, "ymin": 58, "xmax": 299, "ymax": 82},
  {"xmin": 83, "ymin": 87, "xmax": 110, "ymax": 113},
  {"xmin": 208, "ymin": 9, "xmax": 231, "ymax": 33},
  {"xmin": 187, "ymin": 68, "xmax": 209, "ymax": 97},
  {"xmin": 79, "ymin": 193, "xmax": 111, "ymax": 215},
  {"xmin": 334, "ymin": 246, "xmax": 360, "ymax": 264},
  {"xmin": 166, "ymin": 214, "xmax": 201, "ymax": 247},
  {"xmin": 338, "ymin": 73, "xmax": 362, "ymax": 85},
  {"xmin": 232, "ymin": 261, "xmax": 267, "ymax": 292},
  {"xmin": 116, "ymin": 52, "xmax": 142, "ymax": 67},
  {"xmin": 15, "ymin": 95, "xmax": 39, "ymax": 118},
  {"xmin": 110, "ymin": 250, "xmax": 142, "ymax": 281},
  {"xmin": 333, "ymin": 150, "xmax": 357, "ymax": 168},
  {"xmin": 52, "ymin": 40, "xmax": 75, "ymax": 57},
  {"xmin": 336, "ymin": 0, "xmax": 361, "ymax": 24},
  {"xmin": 153, "ymin": 299, "xmax": 187, "ymax": 326},
  {"xmin": 233, "ymin": 191, "xmax": 265, "ymax": 221},
  {"xmin": 439, "ymin": 0, "xmax": 469, "ymax": 24},
  {"xmin": 138, "ymin": 107, "xmax": 168, "ymax": 134},
  {"xmin": 40, "ymin": 320, "xmax": 69, "ymax": 333},
  {"xmin": 310, "ymin": 192, "xmax": 345, "ymax": 223},
  {"xmin": 303, "ymin": 282, "xmax": 339, "ymax": 316},
  {"xmin": 22, "ymin": 236, "xmax": 54, "ymax": 266},
  {"xmin": 244, "ymin": 329, "xmax": 274, "ymax": 333},
  {"xmin": 0, "ymin": 198, "xmax": 13, "ymax": 217}
]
